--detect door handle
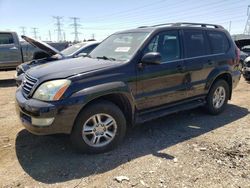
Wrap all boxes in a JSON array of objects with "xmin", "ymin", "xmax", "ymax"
[
  {"xmin": 9, "ymin": 46, "xmax": 18, "ymax": 50},
  {"xmin": 176, "ymin": 65, "xmax": 185, "ymax": 72}
]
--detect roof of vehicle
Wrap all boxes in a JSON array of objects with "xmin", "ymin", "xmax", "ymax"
[
  {"xmin": 0, "ymin": 31, "xmax": 16, "ymax": 33},
  {"xmin": 116, "ymin": 22, "xmax": 225, "ymax": 34}
]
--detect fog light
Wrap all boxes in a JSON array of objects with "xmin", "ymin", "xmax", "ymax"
[{"xmin": 32, "ymin": 117, "xmax": 55, "ymax": 126}]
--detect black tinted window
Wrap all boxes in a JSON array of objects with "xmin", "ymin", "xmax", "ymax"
[
  {"xmin": 0, "ymin": 33, "xmax": 14, "ymax": 44},
  {"xmin": 144, "ymin": 31, "xmax": 180, "ymax": 62},
  {"xmin": 207, "ymin": 31, "xmax": 230, "ymax": 53},
  {"xmin": 183, "ymin": 30, "xmax": 208, "ymax": 58}
]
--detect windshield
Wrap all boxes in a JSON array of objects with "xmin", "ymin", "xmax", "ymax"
[
  {"xmin": 89, "ymin": 32, "xmax": 149, "ymax": 61},
  {"xmin": 61, "ymin": 43, "xmax": 87, "ymax": 56}
]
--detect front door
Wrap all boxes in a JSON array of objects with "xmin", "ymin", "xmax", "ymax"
[{"xmin": 136, "ymin": 30, "xmax": 187, "ymax": 111}]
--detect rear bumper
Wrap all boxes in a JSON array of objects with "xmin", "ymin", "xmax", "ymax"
[
  {"xmin": 232, "ymin": 70, "xmax": 241, "ymax": 89},
  {"xmin": 15, "ymin": 87, "xmax": 84, "ymax": 135}
]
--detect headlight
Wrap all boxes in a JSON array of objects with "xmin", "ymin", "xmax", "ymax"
[{"xmin": 33, "ymin": 79, "xmax": 71, "ymax": 101}]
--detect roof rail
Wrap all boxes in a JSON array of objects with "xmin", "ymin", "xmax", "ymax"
[
  {"xmin": 172, "ymin": 22, "xmax": 224, "ymax": 29},
  {"xmin": 138, "ymin": 22, "xmax": 224, "ymax": 29}
]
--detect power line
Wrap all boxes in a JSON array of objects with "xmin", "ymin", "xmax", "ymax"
[
  {"xmin": 70, "ymin": 17, "xmax": 81, "ymax": 42},
  {"xmin": 83, "ymin": 0, "xmax": 168, "ymax": 21},
  {"xmin": 53, "ymin": 16, "xmax": 63, "ymax": 42},
  {"xmin": 80, "ymin": 1, "xmax": 246, "ymax": 30}
]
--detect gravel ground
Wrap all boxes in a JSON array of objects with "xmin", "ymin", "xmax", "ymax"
[{"xmin": 0, "ymin": 70, "xmax": 249, "ymax": 188}]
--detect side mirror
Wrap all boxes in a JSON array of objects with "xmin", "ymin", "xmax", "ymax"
[
  {"xmin": 141, "ymin": 52, "xmax": 161, "ymax": 65},
  {"xmin": 76, "ymin": 52, "xmax": 88, "ymax": 57}
]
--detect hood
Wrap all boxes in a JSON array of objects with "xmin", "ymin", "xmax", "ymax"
[
  {"xmin": 21, "ymin": 35, "xmax": 64, "ymax": 57},
  {"xmin": 27, "ymin": 57, "xmax": 120, "ymax": 81},
  {"xmin": 235, "ymin": 39, "xmax": 250, "ymax": 49}
]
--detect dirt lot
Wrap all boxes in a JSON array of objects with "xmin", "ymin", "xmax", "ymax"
[{"xmin": 0, "ymin": 70, "xmax": 249, "ymax": 188}]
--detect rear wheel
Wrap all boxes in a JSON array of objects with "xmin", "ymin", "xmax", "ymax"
[
  {"xmin": 70, "ymin": 100, "xmax": 126, "ymax": 154},
  {"xmin": 206, "ymin": 80, "xmax": 229, "ymax": 115}
]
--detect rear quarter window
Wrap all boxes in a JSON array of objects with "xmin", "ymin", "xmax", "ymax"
[{"xmin": 207, "ymin": 31, "xmax": 230, "ymax": 54}]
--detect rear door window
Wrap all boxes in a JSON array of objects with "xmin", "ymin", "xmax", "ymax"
[
  {"xmin": 207, "ymin": 31, "xmax": 230, "ymax": 54},
  {"xmin": 0, "ymin": 33, "xmax": 14, "ymax": 45},
  {"xmin": 183, "ymin": 30, "xmax": 209, "ymax": 58}
]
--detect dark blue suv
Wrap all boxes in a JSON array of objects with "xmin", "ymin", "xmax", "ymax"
[{"xmin": 15, "ymin": 23, "xmax": 241, "ymax": 153}]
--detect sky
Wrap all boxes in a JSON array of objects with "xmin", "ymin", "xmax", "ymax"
[{"xmin": 0, "ymin": 0, "xmax": 249, "ymax": 42}]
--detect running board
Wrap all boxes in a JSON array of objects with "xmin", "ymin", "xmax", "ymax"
[{"xmin": 136, "ymin": 99, "xmax": 206, "ymax": 124}]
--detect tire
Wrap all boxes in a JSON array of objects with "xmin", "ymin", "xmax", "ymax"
[
  {"xmin": 70, "ymin": 100, "xmax": 126, "ymax": 154},
  {"xmin": 206, "ymin": 80, "xmax": 229, "ymax": 115}
]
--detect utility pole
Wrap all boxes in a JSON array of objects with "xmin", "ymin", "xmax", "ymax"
[
  {"xmin": 70, "ymin": 17, "xmax": 81, "ymax": 42},
  {"xmin": 244, "ymin": 5, "xmax": 250, "ymax": 35},
  {"xmin": 53, "ymin": 16, "xmax": 63, "ymax": 42},
  {"xmin": 31, "ymin": 27, "xmax": 38, "ymax": 39},
  {"xmin": 63, "ymin": 32, "xmax": 66, "ymax": 41},
  {"xmin": 228, "ymin": 21, "xmax": 232, "ymax": 33},
  {"xmin": 48, "ymin": 30, "xmax": 52, "ymax": 41},
  {"xmin": 20, "ymin": 26, "xmax": 26, "ymax": 35}
]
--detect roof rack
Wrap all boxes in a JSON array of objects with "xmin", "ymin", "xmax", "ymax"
[{"xmin": 138, "ymin": 22, "xmax": 224, "ymax": 29}]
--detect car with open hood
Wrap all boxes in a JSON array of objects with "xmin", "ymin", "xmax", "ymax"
[
  {"xmin": 15, "ymin": 22, "xmax": 241, "ymax": 153},
  {"xmin": 16, "ymin": 36, "xmax": 100, "ymax": 85}
]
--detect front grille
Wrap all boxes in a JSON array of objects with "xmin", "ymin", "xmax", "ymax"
[{"xmin": 22, "ymin": 74, "xmax": 38, "ymax": 96}]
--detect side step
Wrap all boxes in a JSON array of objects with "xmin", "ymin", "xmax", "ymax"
[{"xmin": 136, "ymin": 99, "xmax": 206, "ymax": 124}]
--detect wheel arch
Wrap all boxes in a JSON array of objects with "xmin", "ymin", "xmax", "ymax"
[
  {"xmin": 206, "ymin": 71, "xmax": 233, "ymax": 100},
  {"xmin": 71, "ymin": 82, "xmax": 136, "ymax": 133}
]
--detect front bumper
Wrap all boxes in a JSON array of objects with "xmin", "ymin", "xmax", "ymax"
[
  {"xmin": 15, "ymin": 87, "xmax": 83, "ymax": 135},
  {"xmin": 243, "ymin": 67, "xmax": 250, "ymax": 79}
]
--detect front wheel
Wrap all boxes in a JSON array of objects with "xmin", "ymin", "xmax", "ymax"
[
  {"xmin": 70, "ymin": 100, "xmax": 126, "ymax": 154},
  {"xmin": 206, "ymin": 80, "xmax": 229, "ymax": 115}
]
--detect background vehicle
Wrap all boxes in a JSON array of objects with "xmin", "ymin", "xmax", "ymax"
[
  {"xmin": 242, "ymin": 56, "xmax": 250, "ymax": 81},
  {"xmin": 0, "ymin": 31, "xmax": 68, "ymax": 70},
  {"xmin": 15, "ymin": 23, "xmax": 241, "ymax": 154},
  {"xmin": 235, "ymin": 39, "xmax": 250, "ymax": 70},
  {"xmin": 15, "ymin": 39, "xmax": 100, "ymax": 85}
]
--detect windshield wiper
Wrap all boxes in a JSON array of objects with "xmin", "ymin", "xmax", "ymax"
[{"xmin": 96, "ymin": 56, "xmax": 116, "ymax": 61}]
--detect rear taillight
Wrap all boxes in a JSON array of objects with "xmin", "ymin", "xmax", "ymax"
[{"xmin": 236, "ymin": 47, "xmax": 240, "ymax": 61}]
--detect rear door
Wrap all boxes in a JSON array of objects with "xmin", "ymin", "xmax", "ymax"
[
  {"xmin": 0, "ymin": 33, "xmax": 22, "ymax": 68},
  {"xmin": 182, "ymin": 29, "xmax": 212, "ymax": 98},
  {"xmin": 136, "ymin": 30, "xmax": 187, "ymax": 110}
]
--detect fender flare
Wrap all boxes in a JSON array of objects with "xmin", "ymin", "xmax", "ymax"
[{"xmin": 205, "ymin": 67, "xmax": 233, "ymax": 92}]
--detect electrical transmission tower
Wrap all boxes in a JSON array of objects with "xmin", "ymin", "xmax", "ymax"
[
  {"xmin": 48, "ymin": 30, "xmax": 52, "ymax": 41},
  {"xmin": 53, "ymin": 16, "xmax": 63, "ymax": 42},
  {"xmin": 70, "ymin": 17, "xmax": 81, "ymax": 42},
  {"xmin": 31, "ymin": 27, "xmax": 38, "ymax": 39},
  {"xmin": 20, "ymin": 26, "xmax": 26, "ymax": 35},
  {"xmin": 244, "ymin": 5, "xmax": 250, "ymax": 35}
]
